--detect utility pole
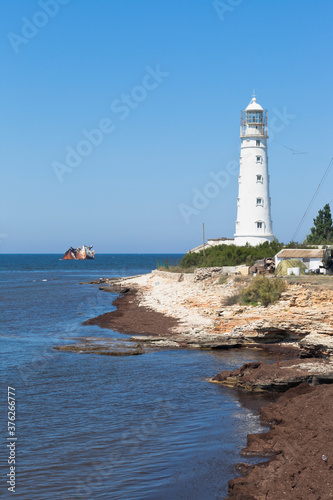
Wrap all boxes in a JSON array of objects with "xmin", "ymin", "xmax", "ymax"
[{"xmin": 203, "ymin": 223, "xmax": 205, "ymax": 257}]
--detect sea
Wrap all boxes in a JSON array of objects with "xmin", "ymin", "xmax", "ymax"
[{"xmin": 0, "ymin": 254, "xmax": 275, "ymax": 500}]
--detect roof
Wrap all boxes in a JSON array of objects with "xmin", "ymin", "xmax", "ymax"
[
  {"xmin": 207, "ymin": 237, "xmax": 234, "ymax": 242},
  {"xmin": 276, "ymin": 249, "xmax": 324, "ymax": 259},
  {"xmin": 188, "ymin": 243, "xmax": 213, "ymax": 253},
  {"xmin": 245, "ymin": 96, "xmax": 264, "ymax": 111}
]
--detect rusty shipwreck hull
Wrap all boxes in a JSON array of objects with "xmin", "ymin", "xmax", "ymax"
[{"xmin": 63, "ymin": 245, "xmax": 95, "ymax": 260}]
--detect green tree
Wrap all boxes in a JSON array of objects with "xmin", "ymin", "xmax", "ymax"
[{"xmin": 305, "ymin": 203, "xmax": 333, "ymax": 244}]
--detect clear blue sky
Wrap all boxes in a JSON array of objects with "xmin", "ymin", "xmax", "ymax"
[{"xmin": 2, "ymin": 0, "xmax": 333, "ymax": 253}]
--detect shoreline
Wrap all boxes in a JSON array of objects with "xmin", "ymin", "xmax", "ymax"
[
  {"xmin": 227, "ymin": 382, "xmax": 333, "ymax": 499},
  {"xmin": 82, "ymin": 269, "xmax": 333, "ymax": 499},
  {"xmin": 83, "ymin": 289, "xmax": 180, "ymax": 337},
  {"xmin": 83, "ymin": 269, "xmax": 333, "ymax": 355}
]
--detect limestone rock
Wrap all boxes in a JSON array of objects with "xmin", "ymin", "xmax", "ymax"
[
  {"xmin": 300, "ymin": 333, "xmax": 333, "ymax": 357},
  {"xmin": 211, "ymin": 359, "xmax": 333, "ymax": 392}
]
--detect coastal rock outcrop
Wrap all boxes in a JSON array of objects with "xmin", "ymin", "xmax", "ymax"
[
  {"xmin": 53, "ymin": 337, "xmax": 143, "ymax": 356},
  {"xmin": 212, "ymin": 358, "xmax": 333, "ymax": 392},
  {"xmin": 300, "ymin": 332, "xmax": 333, "ymax": 357},
  {"xmin": 129, "ymin": 332, "xmax": 244, "ymax": 350}
]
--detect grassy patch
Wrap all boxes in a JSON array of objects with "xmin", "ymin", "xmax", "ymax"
[
  {"xmin": 284, "ymin": 275, "xmax": 333, "ymax": 289},
  {"xmin": 217, "ymin": 275, "xmax": 229, "ymax": 284},
  {"xmin": 158, "ymin": 266, "xmax": 195, "ymax": 273},
  {"xmin": 233, "ymin": 275, "xmax": 252, "ymax": 283}
]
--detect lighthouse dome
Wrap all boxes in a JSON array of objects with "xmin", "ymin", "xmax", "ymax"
[{"xmin": 245, "ymin": 97, "xmax": 263, "ymax": 111}]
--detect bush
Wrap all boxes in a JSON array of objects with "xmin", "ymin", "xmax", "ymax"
[
  {"xmin": 240, "ymin": 276, "xmax": 286, "ymax": 307},
  {"xmin": 180, "ymin": 241, "xmax": 284, "ymax": 269}
]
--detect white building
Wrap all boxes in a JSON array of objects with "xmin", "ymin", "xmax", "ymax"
[
  {"xmin": 189, "ymin": 237, "xmax": 235, "ymax": 254},
  {"xmin": 234, "ymin": 96, "xmax": 275, "ymax": 246},
  {"xmin": 275, "ymin": 249, "xmax": 325, "ymax": 272}
]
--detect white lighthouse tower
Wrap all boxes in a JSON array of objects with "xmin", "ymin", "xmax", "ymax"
[{"xmin": 234, "ymin": 95, "xmax": 274, "ymax": 246}]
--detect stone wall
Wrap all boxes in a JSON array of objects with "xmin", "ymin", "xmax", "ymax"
[{"xmin": 194, "ymin": 267, "xmax": 224, "ymax": 281}]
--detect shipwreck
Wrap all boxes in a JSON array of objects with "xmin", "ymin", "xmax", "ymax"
[{"xmin": 63, "ymin": 245, "xmax": 95, "ymax": 260}]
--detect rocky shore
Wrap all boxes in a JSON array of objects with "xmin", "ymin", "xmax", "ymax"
[
  {"xmin": 84, "ymin": 269, "xmax": 333, "ymax": 356},
  {"xmin": 212, "ymin": 358, "xmax": 333, "ymax": 392},
  {"xmin": 53, "ymin": 337, "xmax": 143, "ymax": 356},
  {"xmin": 81, "ymin": 269, "xmax": 333, "ymax": 499}
]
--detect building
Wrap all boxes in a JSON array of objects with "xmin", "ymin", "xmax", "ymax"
[
  {"xmin": 189, "ymin": 237, "xmax": 234, "ymax": 254},
  {"xmin": 234, "ymin": 95, "xmax": 275, "ymax": 246},
  {"xmin": 275, "ymin": 249, "xmax": 325, "ymax": 272}
]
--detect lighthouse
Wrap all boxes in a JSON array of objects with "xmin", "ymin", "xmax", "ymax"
[{"xmin": 234, "ymin": 95, "xmax": 274, "ymax": 246}]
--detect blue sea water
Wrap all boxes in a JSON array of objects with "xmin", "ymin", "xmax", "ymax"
[{"xmin": 0, "ymin": 254, "xmax": 274, "ymax": 500}]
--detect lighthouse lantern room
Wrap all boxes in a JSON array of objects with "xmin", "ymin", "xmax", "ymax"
[{"xmin": 234, "ymin": 95, "xmax": 274, "ymax": 246}]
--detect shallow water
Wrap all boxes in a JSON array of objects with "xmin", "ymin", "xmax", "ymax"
[{"xmin": 0, "ymin": 255, "xmax": 274, "ymax": 499}]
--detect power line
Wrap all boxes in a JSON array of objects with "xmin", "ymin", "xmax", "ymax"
[
  {"xmin": 272, "ymin": 139, "xmax": 308, "ymax": 155},
  {"xmin": 292, "ymin": 157, "xmax": 333, "ymax": 242}
]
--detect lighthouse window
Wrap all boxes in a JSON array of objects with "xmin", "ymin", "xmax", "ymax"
[
  {"xmin": 247, "ymin": 112, "xmax": 262, "ymax": 124},
  {"xmin": 256, "ymin": 198, "xmax": 263, "ymax": 206},
  {"xmin": 256, "ymin": 140, "xmax": 260, "ymax": 146},
  {"xmin": 256, "ymin": 222, "xmax": 263, "ymax": 229},
  {"xmin": 256, "ymin": 156, "xmax": 262, "ymax": 163},
  {"xmin": 256, "ymin": 174, "xmax": 263, "ymax": 182}
]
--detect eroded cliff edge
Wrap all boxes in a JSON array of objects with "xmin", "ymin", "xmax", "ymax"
[{"xmin": 86, "ymin": 270, "xmax": 333, "ymax": 357}]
